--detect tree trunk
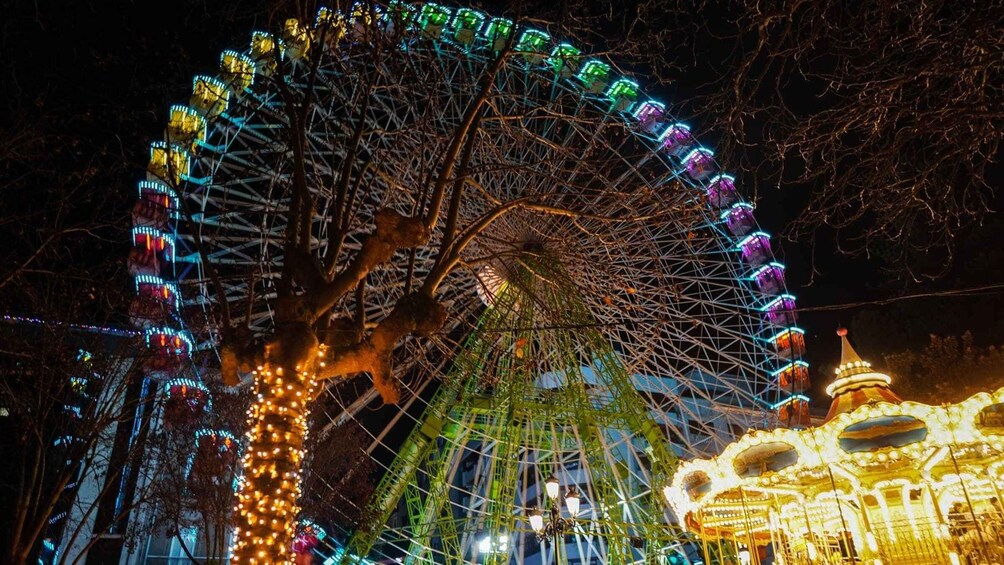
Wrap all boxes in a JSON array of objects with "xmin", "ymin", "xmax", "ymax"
[{"xmin": 232, "ymin": 323, "xmax": 319, "ymax": 564}]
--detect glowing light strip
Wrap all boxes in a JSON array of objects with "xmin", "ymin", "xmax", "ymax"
[
  {"xmin": 761, "ymin": 294, "xmax": 797, "ymax": 312},
  {"xmin": 578, "ymin": 59, "xmax": 611, "ymax": 80},
  {"xmin": 632, "ymin": 100, "xmax": 664, "ymax": 119},
  {"xmin": 131, "ymin": 227, "xmax": 177, "ymax": 261},
  {"xmin": 824, "ymin": 371, "xmax": 892, "ymax": 397},
  {"xmin": 607, "ymin": 78, "xmax": 639, "ymax": 96},
  {"xmin": 551, "ymin": 42, "xmax": 580, "ymax": 56},
  {"xmin": 770, "ymin": 394, "xmax": 810, "ymax": 410},
  {"xmin": 770, "ymin": 360, "xmax": 810, "ymax": 377},
  {"xmin": 835, "ymin": 359, "xmax": 873, "ymax": 374},
  {"xmin": 143, "ymin": 327, "xmax": 193, "ymax": 353},
  {"xmin": 348, "ymin": 2, "xmax": 382, "ymax": 23},
  {"xmin": 750, "ymin": 262, "xmax": 785, "ymax": 280},
  {"xmin": 419, "ymin": 3, "xmax": 451, "ymax": 27},
  {"xmin": 658, "ymin": 122, "xmax": 691, "ymax": 142},
  {"xmin": 1, "ymin": 315, "xmax": 139, "ymax": 337},
  {"xmin": 165, "ymin": 377, "xmax": 208, "ymax": 393},
  {"xmin": 221, "ymin": 49, "xmax": 255, "ymax": 75},
  {"xmin": 191, "ymin": 75, "xmax": 230, "ymax": 116},
  {"xmin": 484, "ymin": 17, "xmax": 513, "ymax": 40},
  {"xmin": 168, "ymin": 104, "xmax": 207, "ymax": 139},
  {"xmin": 148, "ymin": 141, "xmax": 190, "ymax": 168},
  {"xmin": 133, "ymin": 275, "xmax": 182, "ymax": 309},
  {"xmin": 517, "ymin": 29, "xmax": 550, "ymax": 47},
  {"xmin": 737, "ymin": 231, "xmax": 771, "ymax": 250},
  {"xmin": 137, "ymin": 180, "xmax": 180, "ymax": 215},
  {"xmin": 765, "ymin": 327, "xmax": 805, "ymax": 344},
  {"xmin": 682, "ymin": 147, "xmax": 713, "ymax": 164},
  {"xmin": 451, "ymin": 8, "xmax": 485, "ymax": 32},
  {"xmin": 720, "ymin": 201, "xmax": 754, "ymax": 221}
]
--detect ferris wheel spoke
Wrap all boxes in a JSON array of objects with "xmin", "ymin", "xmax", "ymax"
[{"xmin": 132, "ymin": 8, "xmax": 812, "ymax": 562}]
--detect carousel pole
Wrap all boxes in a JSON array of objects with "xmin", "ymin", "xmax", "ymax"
[
  {"xmin": 948, "ymin": 445, "xmax": 988, "ymax": 551},
  {"xmin": 826, "ymin": 465, "xmax": 857, "ymax": 564},
  {"xmin": 716, "ymin": 522, "xmax": 725, "ymax": 565},
  {"xmin": 988, "ymin": 472, "xmax": 1004, "ymax": 507},
  {"xmin": 773, "ymin": 495, "xmax": 795, "ymax": 565},
  {"xmin": 766, "ymin": 508, "xmax": 780, "ymax": 565},
  {"xmin": 737, "ymin": 487, "xmax": 761, "ymax": 565},
  {"xmin": 925, "ymin": 480, "xmax": 964, "ymax": 560},
  {"xmin": 698, "ymin": 508, "xmax": 711, "ymax": 565},
  {"xmin": 800, "ymin": 501, "xmax": 819, "ymax": 564}
]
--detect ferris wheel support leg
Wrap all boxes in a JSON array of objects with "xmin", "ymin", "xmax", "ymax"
[
  {"xmin": 481, "ymin": 399, "xmax": 528, "ymax": 565},
  {"xmin": 549, "ymin": 279, "xmax": 679, "ymax": 563},
  {"xmin": 342, "ymin": 293, "xmax": 518, "ymax": 563},
  {"xmin": 403, "ymin": 435, "xmax": 467, "ymax": 564}
]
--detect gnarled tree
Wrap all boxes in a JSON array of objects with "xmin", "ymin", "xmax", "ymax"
[{"xmin": 689, "ymin": 0, "xmax": 1004, "ymax": 277}]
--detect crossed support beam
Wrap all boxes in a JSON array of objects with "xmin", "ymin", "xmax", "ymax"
[{"xmin": 341, "ymin": 262, "xmax": 684, "ymax": 564}]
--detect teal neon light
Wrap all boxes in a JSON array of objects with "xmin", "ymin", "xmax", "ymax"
[
  {"xmin": 771, "ymin": 360, "xmax": 810, "ymax": 377},
  {"xmin": 765, "ymin": 326, "xmax": 806, "ymax": 344},
  {"xmin": 770, "ymin": 394, "xmax": 810, "ymax": 410}
]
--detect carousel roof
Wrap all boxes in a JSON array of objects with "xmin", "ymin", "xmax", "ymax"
[
  {"xmin": 664, "ymin": 330, "xmax": 1004, "ymax": 535},
  {"xmin": 825, "ymin": 328, "xmax": 902, "ymax": 421}
]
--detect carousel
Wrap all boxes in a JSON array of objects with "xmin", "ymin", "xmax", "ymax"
[{"xmin": 664, "ymin": 330, "xmax": 1004, "ymax": 565}]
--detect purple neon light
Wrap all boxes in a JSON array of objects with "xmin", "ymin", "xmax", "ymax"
[
  {"xmin": 765, "ymin": 296, "xmax": 798, "ymax": 327},
  {"xmin": 740, "ymin": 234, "xmax": 771, "ymax": 266},
  {"xmin": 633, "ymin": 102, "xmax": 664, "ymax": 133},
  {"xmin": 725, "ymin": 205, "xmax": 755, "ymax": 236},
  {"xmin": 707, "ymin": 175, "xmax": 737, "ymax": 208},
  {"xmin": 684, "ymin": 149, "xmax": 716, "ymax": 181},
  {"xmin": 661, "ymin": 124, "xmax": 694, "ymax": 157},
  {"xmin": 754, "ymin": 264, "xmax": 785, "ymax": 295}
]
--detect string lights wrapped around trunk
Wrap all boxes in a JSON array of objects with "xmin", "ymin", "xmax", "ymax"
[{"xmin": 233, "ymin": 347, "xmax": 322, "ymax": 563}]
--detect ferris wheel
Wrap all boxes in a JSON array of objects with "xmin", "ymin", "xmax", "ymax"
[{"xmin": 128, "ymin": 2, "xmax": 810, "ymax": 563}]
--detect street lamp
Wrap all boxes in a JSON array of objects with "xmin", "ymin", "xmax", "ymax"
[{"xmin": 527, "ymin": 474, "xmax": 580, "ymax": 543}]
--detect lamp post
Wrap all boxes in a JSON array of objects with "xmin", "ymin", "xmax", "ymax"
[{"xmin": 527, "ymin": 475, "xmax": 581, "ymax": 564}]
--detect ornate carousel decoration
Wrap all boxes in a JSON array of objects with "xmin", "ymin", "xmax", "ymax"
[{"xmin": 665, "ymin": 329, "xmax": 1004, "ymax": 565}]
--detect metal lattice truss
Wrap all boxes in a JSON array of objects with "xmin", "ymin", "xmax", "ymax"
[
  {"xmin": 131, "ymin": 2, "xmax": 810, "ymax": 563},
  {"xmin": 334, "ymin": 265, "xmax": 697, "ymax": 563}
]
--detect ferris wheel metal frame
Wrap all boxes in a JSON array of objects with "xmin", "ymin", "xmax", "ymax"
[{"xmin": 127, "ymin": 2, "xmax": 811, "ymax": 563}]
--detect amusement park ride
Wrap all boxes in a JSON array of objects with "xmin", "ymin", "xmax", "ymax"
[{"xmin": 127, "ymin": 2, "xmax": 811, "ymax": 562}]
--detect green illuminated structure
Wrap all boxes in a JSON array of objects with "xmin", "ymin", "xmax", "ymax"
[{"xmin": 342, "ymin": 262, "xmax": 685, "ymax": 563}]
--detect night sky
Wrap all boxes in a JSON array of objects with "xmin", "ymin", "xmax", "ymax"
[{"xmin": 4, "ymin": 0, "xmax": 1003, "ymax": 407}]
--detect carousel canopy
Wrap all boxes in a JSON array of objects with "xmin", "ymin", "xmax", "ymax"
[{"xmin": 664, "ymin": 330, "xmax": 1004, "ymax": 565}]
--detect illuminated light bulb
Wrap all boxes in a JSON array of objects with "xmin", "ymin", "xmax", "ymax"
[
  {"xmin": 528, "ymin": 507, "xmax": 544, "ymax": 532},
  {"xmin": 864, "ymin": 531, "xmax": 878, "ymax": 553},
  {"xmin": 565, "ymin": 488, "xmax": 580, "ymax": 515},
  {"xmin": 806, "ymin": 542, "xmax": 818, "ymax": 560},
  {"xmin": 545, "ymin": 475, "xmax": 561, "ymax": 500}
]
